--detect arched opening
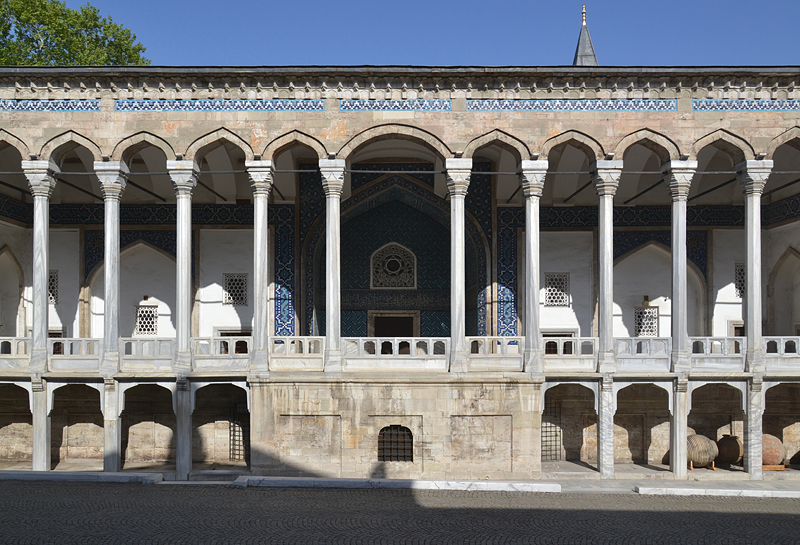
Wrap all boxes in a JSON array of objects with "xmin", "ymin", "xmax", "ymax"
[
  {"xmin": 0, "ymin": 384, "xmax": 32, "ymax": 468},
  {"xmin": 614, "ymin": 384, "xmax": 670, "ymax": 468},
  {"xmin": 50, "ymin": 384, "xmax": 103, "ymax": 470},
  {"xmin": 193, "ymin": 384, "xmax": 249, "ymax": 470},
  {"xmin": 541, "ymin": 383, "xmax": 597, "ymax": 472},
  {"xmin": 120, "ymin": 384, "xmax": 176, "ymax": 471},
  {"xmin": 764, "ymin": 383, "xmax": 800, "ymax": 467},
  {"xmin": 689, "ymin": 383, "xmax": 746, "ymax": 473},
  {"xmin": 0, "ymin": 248, "xmax": 24, "ymax": 337}
]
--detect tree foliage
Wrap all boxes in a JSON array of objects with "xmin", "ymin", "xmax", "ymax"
[{"xmin": 0, "ymin": 0, "xmax": 149, "ymax": 66}]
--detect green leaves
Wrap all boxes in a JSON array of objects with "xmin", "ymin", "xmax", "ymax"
[{"xmin": 0, "ymin": 0, "xmax": 150, "ymax": 66}]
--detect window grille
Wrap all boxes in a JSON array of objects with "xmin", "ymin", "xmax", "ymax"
[
  {"xmin": 223, "ymin": 273, "xmax": 248, "ymax": 306},
  {"xmin": 371, "ymin": 243, "xmax": 416, "ymax": 289},
  {"xmin": 734, "ymin": 263, "xmax": 745, "ymax": 299},
  {"xmin": 634, "ymin": 307, "xmax": 659, "ymax": 337},
  {"xmin": 541, "ymin": 397, "xmax": 562, "ymax": 461},
  {"xmin": 378, "ymin": 425, "xmax": 413, "ymax": 462},
  {"xmin": 134, "ymin": 306, "xmax": 158, "ymax": 336},
  {"xmin": 48, "ymin": 270, "xmax": 58, "ymax": 304},
  {"xmin": 544, "ymin": 273, "xmax": 570, "ymax": 306}
]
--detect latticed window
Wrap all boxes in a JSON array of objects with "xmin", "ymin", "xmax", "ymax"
[
  {"xmin": 223, "ymin": 273, "xmax": 248, "ymax": 306},
  {"xmin": 48, "ymin": 270, "xmax": 58, "ymax": 304},
  {"xmin": 734, "ymin": 263, "xmax": 745, "ymax": 298},
  {"xmin": 544, "ymin": 273, "xmax": 570, "ymax": 306},
  {"xmin": 371, "ymin": 243, "xmax": 416, "ymax": 289},
  {"xmin": 378, "ymin": 425, "xmax": 413, "ymax": 462},
  {"xmin": 134, "ymin": 306, "xmax": 158, "ymax": 336},
  {"xmin": 634, "ymin": 307, "xmax": 659, "ymax": 337}
]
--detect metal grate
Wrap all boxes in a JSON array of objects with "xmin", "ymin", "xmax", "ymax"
[
  {"xmin": 133, "ymin": 306, "xmax": 158, "ymax": 336},
  {"xmin": 734, "ymin": 263, "xmax": 745, "ymax": 298},
  {"xmin": 544, "ymin": 273, "xmax": 570, "ymax": 306},
  {"xmin": 541, "ymin": 397, "xmax": 562, "ymax": 461},
  {"xmin": 48, "ymin": 270, "xmax": 58, "ymax": 304},
  {"xmin": 634, "ymin": 307, "xmax": 659, "ymax": 337},
  {"xmin": 229, "ymin": 403, "xmax": 249, "ymax": 462},
  {"xmin": 378, "ymin": 425, "xmax": 413, "ymax": 462},
  {"xmin": 223, "ymin": 273, "xmax": 248, "ymax": 306}
]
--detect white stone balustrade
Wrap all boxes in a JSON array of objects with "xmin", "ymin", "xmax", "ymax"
[
  {"xmin": 47, "ymin": 338, "xmax": 101, "ymax": 372},
  {"xmin": 614, "ymin": 337, "xmax": 672, "ymax": 372},
  {"xmin": 763, "ymin": 336, "xmax": 800, "ymax": 372},
  {"xmin": 542, "ymin": 337, "xmax": 598, "ymax": 373},
  {"xmin": 467, "ymin": 336, "xmax": 523, "ymax": 371},
  {"xmin": 342, "ymin": 337, "xmax": 449, "ymax": 372},
  {"xmin": 119, "ymin": 338, "xmax": 176, "ymax": 372},
  {"xmin": 0, "ymin": 337, "xmax": 29, "ymax": 370},
  {"xmin": 269, "ymin": 336, "xmax": 325, "ymax": 372},
  {"xmin": 191, "ymin": 336, "xmax": 252, "ymax": 371},
  {"xmin": 689, "ymin": 337, "xmax": 746, "ymax": 372}
]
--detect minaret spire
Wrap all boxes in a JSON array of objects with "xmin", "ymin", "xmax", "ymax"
[{"xmin": 573, "ymin": 4, "xmax": 598, "ymax": 66}]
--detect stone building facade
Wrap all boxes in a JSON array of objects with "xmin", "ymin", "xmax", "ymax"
[{"xmin": 1, "ymin": 61, "xmax": 800, "ymax": 480}]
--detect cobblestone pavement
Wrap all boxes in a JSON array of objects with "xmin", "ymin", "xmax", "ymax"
[{"xmin": 2, "ymin": 481, "xmax": 800, "ymax": 544}]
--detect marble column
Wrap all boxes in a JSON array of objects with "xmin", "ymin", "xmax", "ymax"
[
  {"xmin": 246, "ymin": 161, "xmax": 274, "ymax": 375},
  {"xmin": 167, "ymin": 161, "xmax": 199, "ymax": 374},
  {"xmin": 22, "ymin": 160, "xmax": 59, "ymax": 375},
  {"xmin": 31, "ymin": 378, "xmax": 50, "ymax": 471},
  {"xmin": 592, "ymin": 161, "xmax": 622, "ymax": 373},
  {"xmin": 598, "ymin": 375, "xmax": 615, "ymax": 479},
  {"xmin": 520, "ymin": 160, "xmax": 548, "ymax": 375},
  {"xmin": 738, "ymin": 160, "xmax": 772, "ymax": 374},
  {"xmin": 745, "ymin": 377, "xmax": 765, "ymax": 479},
  {"xmin": 319, "ymin": 159, "xmax": 345, "ymax": 371},
  {"xmin": 446, "ymin": 158, "xmax": 472, "ymax": 373},
  {"xmin": 665, "ymin": 161, "xmax": 697, "ymax": 373},
  {"xmin": 94, "ymin": 161, "xmax": 128, "ymax": 378},
  {"xmin": 670, "ymin": 377, "xmax": 689, "ymax": 478},
  {"xmin": 175, "ymin": 379, "xmax": 192, "ymax": 480},
  {"xmin": 102, "ymin": 379, "xmax": 122, "ymax": 472}
]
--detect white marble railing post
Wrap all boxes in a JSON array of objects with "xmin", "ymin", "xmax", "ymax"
[
  {"xmin": 520, "ymin": 160, "xmax": 547, "ymax": 375},
  {"xmin": 745, "ymin": 377, "xmax": 765, "ymax": 480},
  {"xmin": 446, "ymin": 158, "xmax": 472, "ymax": 373},
  {"xmin": 167, "ymin": 161, "xmax": 199, "ymax": 374},
  {"xmin": 22, "ymin": 160, "xmax": 59, "ymax": 375},
  {"xmin": 665, "ymin": 161, "xmax": 696, "ymax": 373},
  {"xmin": 592, "ymin": 161, "xmax": 622, "ymax": 373},
  {"xmin": 598, "ymin": 375, "xmax": 615, "ymax": 479},
  {"xmin": 94, "ymin": 161, "xmax": 128, "ymax": 378},
  {"xmin": 670, "ymin": 377, "xmax": 689, "ymax": 477},
  {"xmin": 246, "ymin": 160, "xmax": 274, "ymax": 376},
  {"xmin": 738, "ymin": 160, "xmax": 772, "ymax": 374},
  {"xmin": 319, "ymin": 159, "xmax": 345, "ymax": 371}
]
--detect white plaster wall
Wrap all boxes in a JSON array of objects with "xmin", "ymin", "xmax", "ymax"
[
  {"xmin": 90, "ymin": 244, "xmax": 176, "ymax": 338},
  {"xmin": 198, "ymin": 230, "xmax": 253, "ymax": 336},
  {"xmin": 766, "ymin": 222, "xmax": 800, "ymax": 335},
  {"xmin": 0, "ymin": 222, "xmax": 31, "ymax": 335},
  {"xmin": 0, "ymin": 254, "xmax": 20, "ymax": 336},
  {"xmin": 49, "ymin": 230, "xmax": 80, "ymax": 336},
  {"xmin": 712, "ymin": 229, "xmax": 745, "ymax": 336},
  {"xmin": 539, "ymin": 231, "xmax": 593, "ymax": 336}
]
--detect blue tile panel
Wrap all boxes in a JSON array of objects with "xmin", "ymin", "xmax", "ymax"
[
  {"xmin": 84, "ymin": 229, "xmax": 177, "ymax": 282},
  {"xmin": 496, "ymin": 207, "xmax": 523, "ymax": 336},
  {"xmin": 693, "ymin": 99, "xmax": 800, "ymax": 112},
  {"xmin": 0, "ymin": 100, "xmax": 100, "ymax": 112},
  {"xmin": 350, "ymin": 163, "xmax": 434, "ymax": 191},
  {"xmin": 273, "ymin": 204, "xmax": 296, "ymax": 336},
  {"xmin": 339, "ymin": 99, "xmax": 451, "ymax": 111},
  {"xmin": 0, "ymin": 194, "xmax": 32, "ymax": 224},
  {"xmin": 467, "ymin": 99, "xmax": 677, "ymax": 112},
  {"xmin": 341, "ymin": 310, "xmax": 367, "ymax": 337},
  {"xmin": 466, "ymin": 162, "xmax": 492, "ymax": 248},
  {"xmin": 114, "ymin": 99, "xmax": 324, "ymax": 112}
]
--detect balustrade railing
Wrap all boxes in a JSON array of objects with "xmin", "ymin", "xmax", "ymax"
[
  {"xmin": 48, "ymin": 338, "xmax": 99, "ymax": 357},
  {"xmin": 343, "ymin": 337, "xmax": 449, "ymax": 358},
  {"xmin": 193, "ymin": 336, "xmax": 252, "ymax": 356},
  {"xmin": 543, "ymin": 337, "xmax": 597, "ymax": 357},
  {"xmin": 468, "ymin": 336, "xmax": 522, "ymax": 356},
  {"xmin": 270, "ymin": 336, "xmax": 324, "ymax": 357},
  {"xmin": 764, "ymin": 337, "xmax": 800, "ymax": 356},
  {"xmin": 615, "ymin": 337, "xmax": 671, "ymax": 357},
  {"xmin": 690, "ymin": 337, "xmax": 745, "ymax": 356},
  {"xmin": 121, "ymin": 338, "xmax": 175, "ymax": 358},
  {"xmin": 0, "ymin": 337, "xmax": 29, "ymax": 357}
]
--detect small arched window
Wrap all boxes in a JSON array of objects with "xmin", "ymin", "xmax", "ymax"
[
  {"xmin": 371, "ymin": 243, "xmax": 416, "ymax": 289},
  {"xmin": 378, "ymin": 425, "xmax": 413, "ymax": 462}
]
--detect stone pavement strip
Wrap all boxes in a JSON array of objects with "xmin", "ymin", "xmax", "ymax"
[{"xmin": 2, "ymin": 480, "xmax": 800, "ymax": 544}]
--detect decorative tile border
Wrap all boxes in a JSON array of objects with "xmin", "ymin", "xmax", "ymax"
[
  {"xmin": 339, "ymin": 99, "xmax": 451, "ymax": 111},
  {"xmin": 693, "ymin": 99, "xmax": 800, "ymax": 112},
  {"xmin": 467, "ymin": 99, "xmax": 677, "ymax": 112},
  {"xmin": 0, "ymin": 99, "xmax": 100, "ymax": 112},
  {"xmin": 114, "ymin": 99, "xmax": 324, "ymax": 112}
]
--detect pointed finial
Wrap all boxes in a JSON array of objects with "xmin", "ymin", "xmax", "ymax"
[{"xmin": 582, "ymin": 4, "xmax": 586, "ymax": 25}]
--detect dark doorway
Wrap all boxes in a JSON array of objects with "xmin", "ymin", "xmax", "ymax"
[{"xmin": 374, "ymin": 316, "xmax": 414, "ymax": 337}]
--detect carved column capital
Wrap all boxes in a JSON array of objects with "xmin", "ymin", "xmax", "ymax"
[
  {"xmin": 22, "ymin": 160, "xmax": 59, "ymax": 198},
  {"xmin": 520, "ymin": 160, "xmax": 548, "ymax": 199},
  {"xmin": 663, "ymin": 160, "xmax": 697, "ymax": 201},
  {"xmin": 167, "ymin": 160, "xmax": 199, "ymax": 196},
  {"xmin": 592, "ymin": 160, "xmax": 623, "ymax": 197},
  {"xmin": 246, "ymin": 160, "xmax": 275, "ymax": 196},
  {"xmin": 737, "ymin": 160, "xmax": 773, "ymax": 195},
  {"xmin": 446, "ymin": 158, "xmax": 472, "ymax": 197},
  {"xmin": 93, "ymin": 161, "xmax": 129, "ymax": 200},
  {"xmin": 319, "ymin": 158, "xmax": 345, "ymax": 197}
]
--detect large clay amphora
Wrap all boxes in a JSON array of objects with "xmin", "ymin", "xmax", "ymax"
[
  {"xmin": 762, "ymin": 434, "xmax": 786, "ymax": 466},
  {"xmin": 716, "ymin": 435, "xmax": 743, "ymax": 464},
  {"xmin": 687, "ymin": 434, "xmax": 718, "ymax": 468}
]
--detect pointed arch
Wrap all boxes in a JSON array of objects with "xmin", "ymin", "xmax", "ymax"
[
  {"xmin": 539, "ymin": 130, "xmax": 604, "ymax": 162},
  {"xmin": 766, "ymin": 126, "xmax": 800, "ymax": 160},
  {"xmin": 0, "ymin": 129, "xmax": 30, "ymax": 159},
  {"xmin": 462, "ymin": 129, "xmax": 530, "ymax": 161},
  {"xmin": 262, "ymin": 130, "xmax": 328, "ymax": 162},
  {"xmin": 0, "ymin": 245, "xmax": 26, "ymax": 337},
  {"xmin": 767, "ymin": 246, "xmax": 800, "ymax": 335},
  {"xmin": 337, "ymin": 124, "xmax": 452, "ymax": 161},
  {"xmin": 613, "ymin": 240, "xmax": 705, "ymax": 286},
  {"xmin": 613, "ymin": 129, "xmax": 681, "ymax": 164},
  {"xmin": 85, "ymin": 239, "xmax": 177, "ymax": 287},
  {"xmin": 111, "ymin": 131, "xmax": 175, "ymax": 162},
  {"xmin": 0, "ymin": 245, "xmax": 25, "ymax": 290},
  {"xmin": 39, "ymin": 131, "xmax": 103, "ymax": 163},
  {"xmin": 184, "ymin": 128, "xmax": 255, "ymax": 163},
  {"xmin": 691, "ymin": 129, "xmax": 755, "ymax": 163}
]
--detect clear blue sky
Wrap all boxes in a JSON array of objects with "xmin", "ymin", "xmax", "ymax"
[{"xmin": 66, "ymin": 0, "xmax": 800, "ymax": 66}]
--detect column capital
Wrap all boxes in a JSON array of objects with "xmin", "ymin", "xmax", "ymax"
[
  {"xmin": 245, "ymin": 160, "xmax": 275, "ymax": 196},
  {"xmin": 446, "ymin": 158, "xmax": 472, "ymax": 197},
  {"xmin": 663, "ymin": 160, "xmax": 697, "ymax": 201},
  {"xmin": 520, "ymin": 160, "xmax": 548, "ymax": 198},
  {"xmin": 167, "ymin": 160, "xmax": 199, "ymax": 196},
  {"xmin": 93, "ymin": 161, "xmax": 129, "ymax": 200},
  {"xmin": 319, "ymin": 158, "xmax": 345, "ymax": 197},
  {"xmin": 22, "ymin": 160, "xmax": 59, "ymax": 198},
  {"xmin": 737, "ymin": 160, "xmax": 773, "ymax": 195},
  {"xmin": 591, "ymin": 160, "xmax": 623, "ymax": 197}
]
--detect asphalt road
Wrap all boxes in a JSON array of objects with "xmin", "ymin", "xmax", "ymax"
[{"xmin": 1, "ymin": 480, "xmax": 800, "ymax": 544}]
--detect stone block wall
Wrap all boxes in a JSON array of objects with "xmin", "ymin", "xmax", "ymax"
[
  {"xmin": 191, "ymin": 384, "xmax": 248, "ymax": 464},
  {"xmin": 121, "ymin": 385, "xmax": 175, "ymax": 463},
  {"xmin": 50, "ymin": 384, "xmax": 103, "ymax": 461},
  {"xmin": 0, "ymin": 384, "xmax": 31, "ymax": 462}
]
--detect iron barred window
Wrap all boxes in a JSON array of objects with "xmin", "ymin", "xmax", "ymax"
[{"xmin": 378, "ymin": 425, "xmax": 413, "ymax": 462}]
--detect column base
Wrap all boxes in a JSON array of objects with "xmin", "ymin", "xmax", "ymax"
[
  {"xmin": 450, "ymin": 350, "xmax": 468, "ymax": 373},
  {"xmin": 30, "ymin": 347, "xmax": 48, "ymax": 375},
  {"xmin": 250, "ymin": 349, "xmax": 270, "ymax": 376},
  {"xmin": 174, "ymin": 350, "xmax": 192, "ymax": 375},
  {"xmin": 745, "ymin": 349, "xmax": 765, "ymax": 374},
  {"xmin": 597, "ymin": 351, "xmax": 616, "ymax": 374},
  {"xmin": 671, "ymin": 350, "xmax": 690, "ymax": 374},
  {"xmin": 100, "ymin": 350, "xmax": 120, "ymax": 378},
  {"xmin": 324, "ymin": 349, "xmax": 342, "ymax": 372},
  {"xmin": 523, "ymin": 348, "xmax": 543, "ymax": 374}
]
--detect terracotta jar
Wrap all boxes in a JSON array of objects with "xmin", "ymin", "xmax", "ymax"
[
  {"xmin": 762, "ymin": 434, "xmax": 786, "ymax": 466},
  {"xmin": 716, "ymin": 435, "xmax": 743, "ymax": 464},
  {"xmin": 688, "ymin": 434, "xmax": 718, "ymax": 468}
]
